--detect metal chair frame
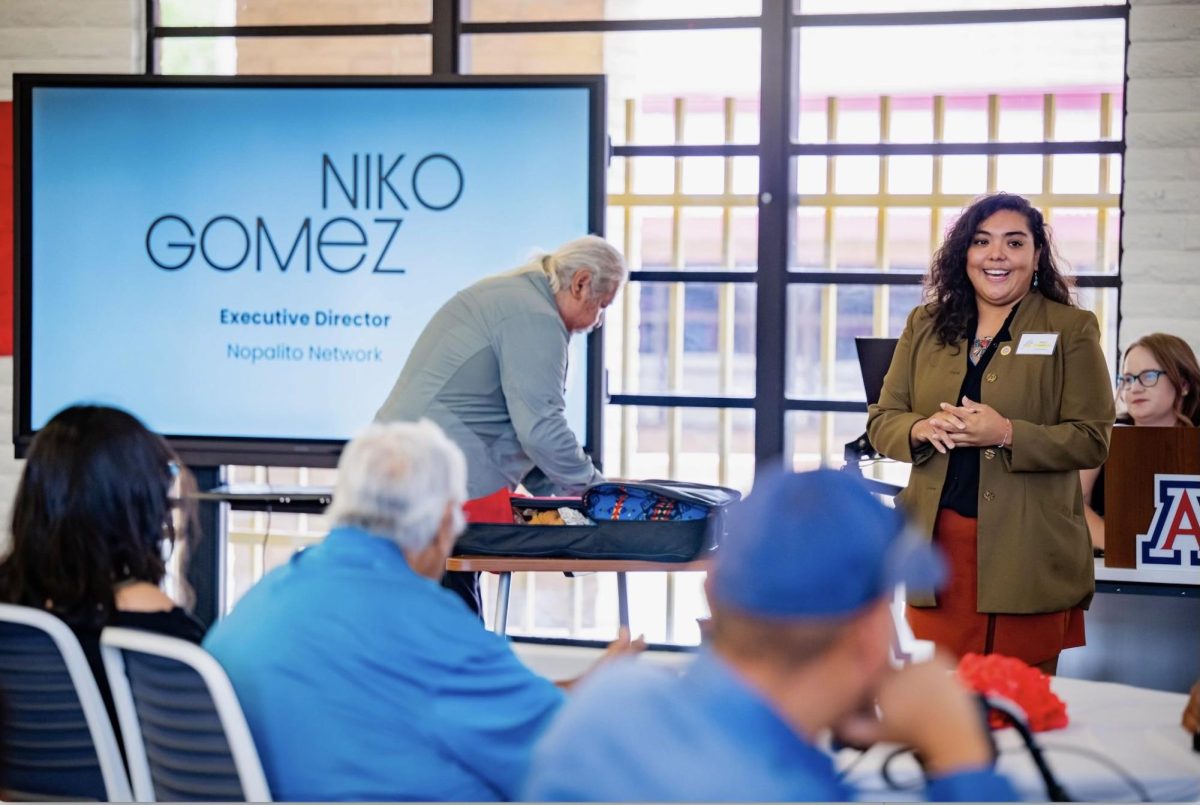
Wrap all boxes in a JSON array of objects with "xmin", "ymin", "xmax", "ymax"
[
  {"xmin": 0, "ymin": 602, "xmax": 133, "ymax": 801},
  {"xmin": 100, "ymin": 626, "xmax": 271, "ymax": 802}
]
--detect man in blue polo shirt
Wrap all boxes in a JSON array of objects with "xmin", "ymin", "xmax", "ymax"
[
  {"xmin": 525, "ymin": 468, "xmax": 1018, "ymax": 802},
  {"xmin": 205, "ymin": 421, "xmax": 634, "ymax": 801}
]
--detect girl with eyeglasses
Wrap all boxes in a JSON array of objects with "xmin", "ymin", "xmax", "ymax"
[{"xmin": 1080, "ymin": 333, "xmax": 1200, "ymax": 550}]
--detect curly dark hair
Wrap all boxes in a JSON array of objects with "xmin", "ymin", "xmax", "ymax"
[
  {"xmin": 0, "ymin": 405, "xmax": 194, "ymax": 630},
  {"xmin": 926, "ymin": 193, "xmax": 1074, "ymax": 346}
]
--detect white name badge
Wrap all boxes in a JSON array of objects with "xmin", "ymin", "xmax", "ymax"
[{"xmin": 1016, "ymin": 332, "xmax": 1059, "ymax": 356}]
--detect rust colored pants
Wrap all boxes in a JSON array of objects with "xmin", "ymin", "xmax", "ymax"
[{"xmin": 906, "ymin": 508, "xmax": 1085, "ymax": 668}]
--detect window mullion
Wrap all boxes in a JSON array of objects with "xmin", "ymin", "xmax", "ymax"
[{"xmin": 754, "ymin": 0, "xmax": 793, "ymax": 468}]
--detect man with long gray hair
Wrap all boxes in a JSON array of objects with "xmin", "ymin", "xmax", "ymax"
[
  {"xmin": 375, "ymin": 235, "xmax": 628, "ymax": 612},
  {"xmin": 206, "ymin": 420, "xmax": 635, "ymax": 801}
]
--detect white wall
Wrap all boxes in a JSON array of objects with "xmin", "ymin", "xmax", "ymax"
[
  {"xmin": 0, "ymin": 0, "xmax": 143, "ymax": 542},
  {"xmin": 1122, "ymin": 0, "xmax": 1200, "ymax": 350}
]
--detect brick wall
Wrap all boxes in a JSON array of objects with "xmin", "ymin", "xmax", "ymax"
[
  {"xmin": 1121, "ymin": 0, "xmax": 1200, "ymax": 351},
  {"xmin": 0, "ymin": 0, "xmax": 143, "ymax": 544},
  {"xmin": 231, "ymin": 0, "xmax": 604, "ymax": 76},
  {"xmin": 234, "ymin": 0, "xmax": 429, "ymax": 74},
  {"xmin": 462, "ymin": 0, "xmax": 605, "ymax": 73}
]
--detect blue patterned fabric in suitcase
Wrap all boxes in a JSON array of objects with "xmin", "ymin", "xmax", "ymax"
[{"xmin": 582, "ymin": 481, "xmax": 738, "ymax": 522}]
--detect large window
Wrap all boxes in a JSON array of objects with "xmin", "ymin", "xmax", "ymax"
[{"xmin": 153, "ymin": 0, "xmax": 1128, "ymax": 644}]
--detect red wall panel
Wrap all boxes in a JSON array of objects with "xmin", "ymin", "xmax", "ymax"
[{"xmin": 0, "ymin": 101, "xmax": 13, "ymax": 356}]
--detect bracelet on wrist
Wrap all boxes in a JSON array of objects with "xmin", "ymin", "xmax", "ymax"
[{"xmin": 997, "ymin": 418, "xmax": 1012, "ymax": 449}]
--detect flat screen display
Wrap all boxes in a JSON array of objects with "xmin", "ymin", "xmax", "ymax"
[{"xmin": 15, "ymin": 76, "xmax": 605, "ymax": 465}]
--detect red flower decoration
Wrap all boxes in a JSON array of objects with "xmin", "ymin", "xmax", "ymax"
[{"xmin": 957, "ymin": 653, "xmax": 1069, "ymax": 732}]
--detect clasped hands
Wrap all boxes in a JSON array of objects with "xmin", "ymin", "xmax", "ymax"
[
  {"xmin": 910, "ymin": 396, "xmax": 1008, "ymax": 454},
  {"xmin": 831, "ymin": 655, "xmax": 995, "ymax": 776}
]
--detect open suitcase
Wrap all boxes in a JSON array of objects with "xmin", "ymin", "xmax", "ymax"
[{"xmin": 455, "ymin": 480, "xmax": 742, "ymax": 563}]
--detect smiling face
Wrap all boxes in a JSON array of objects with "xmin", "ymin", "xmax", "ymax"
[
  {"xmin": 1121, "ymin": 345, "xmax": 1184, "ymax": 428},
  {"xmin": 965, "ymin": 209, "xmax": 1040, "ymax": 313}
]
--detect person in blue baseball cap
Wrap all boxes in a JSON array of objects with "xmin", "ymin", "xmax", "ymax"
[{"xmin": 523, "ymin": 467, "xmax": 1018, "ymax": 802}]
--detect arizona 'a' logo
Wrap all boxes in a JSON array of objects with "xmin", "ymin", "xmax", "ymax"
[{"xmin": 1137, "ymin": 474, "xmax": 1200, "ymax": 570}]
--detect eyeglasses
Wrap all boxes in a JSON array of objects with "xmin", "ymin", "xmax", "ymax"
[{"xmin": 1116, "ymin": 369, "xmax": 1166, "ymax": 389}]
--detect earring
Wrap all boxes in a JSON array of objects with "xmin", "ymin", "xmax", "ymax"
[{"xmin": 1033, "ymin": 271, "xmax": 1040, "ymax": 289}]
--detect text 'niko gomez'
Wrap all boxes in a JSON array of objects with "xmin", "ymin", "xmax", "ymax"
[{"xmin": 146, "ymin": 153, "xmax": 463, "ymax": 275}]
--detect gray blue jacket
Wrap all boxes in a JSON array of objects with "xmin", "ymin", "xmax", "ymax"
[{"xmin": 376, "ymin": 266, "xmax": 602, "ymax": 497}]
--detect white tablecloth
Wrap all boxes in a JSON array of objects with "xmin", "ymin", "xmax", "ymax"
[{"xmin": 839, "ymin": 677, "xmax": 1200, "ymax": 802}]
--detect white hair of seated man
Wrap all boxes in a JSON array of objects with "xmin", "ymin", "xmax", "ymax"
[
  {"xmin": 327, "ymin": 419, "xmax": 467, "ymax": 553},
  {"xmin": 538, "ymin": 235, "xmax": 628, "ymax": 301}
]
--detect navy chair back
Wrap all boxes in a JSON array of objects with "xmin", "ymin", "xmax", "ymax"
[
  {"xmin": 0, "ymin": 603, "xmax": 132, "ymax": 801},
  {"xmin": 101, "ymin": 627, "xmax": 271, "ymax": 802}
]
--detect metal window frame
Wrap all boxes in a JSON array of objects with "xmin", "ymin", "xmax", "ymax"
[
  {"xmin": 146, "ymin": 0, "xmax": 1130, "ymax": 467},
  {"xmin": 146, "ymin": 0, "xmax": 1130, "ymax": 643}
]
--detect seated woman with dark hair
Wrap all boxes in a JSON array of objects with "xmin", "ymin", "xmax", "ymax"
[
  {"xmin": 0, "ymin": 405, "xmax": 205, "ymax": 722},
  {"xmin": 1081, "ymin": 333, "xmax": 1200, "ymax": 551}
]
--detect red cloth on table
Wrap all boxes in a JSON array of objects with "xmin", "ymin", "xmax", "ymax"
[{"xmin": 463, "ymin": 488, "xmax": 516, "ymax": 524}]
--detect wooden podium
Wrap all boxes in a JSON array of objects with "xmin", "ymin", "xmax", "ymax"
[{"xmin": 1104, "ymin": 426, "xmax": 1200, "ymax": 568}]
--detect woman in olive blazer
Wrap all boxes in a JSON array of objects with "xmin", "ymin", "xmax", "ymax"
[{"xmin": 867, "ymin": 193, "xmax": 1114, "ymax": 671}]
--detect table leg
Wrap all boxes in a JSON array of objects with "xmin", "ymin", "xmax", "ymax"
[
  {"xmin": 494, "ymin": 571, "xmax": 512, "ymax": 636},
  {"xmin": 617, "ymin": 571, "xmax": 629, "ymax": 629}
]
